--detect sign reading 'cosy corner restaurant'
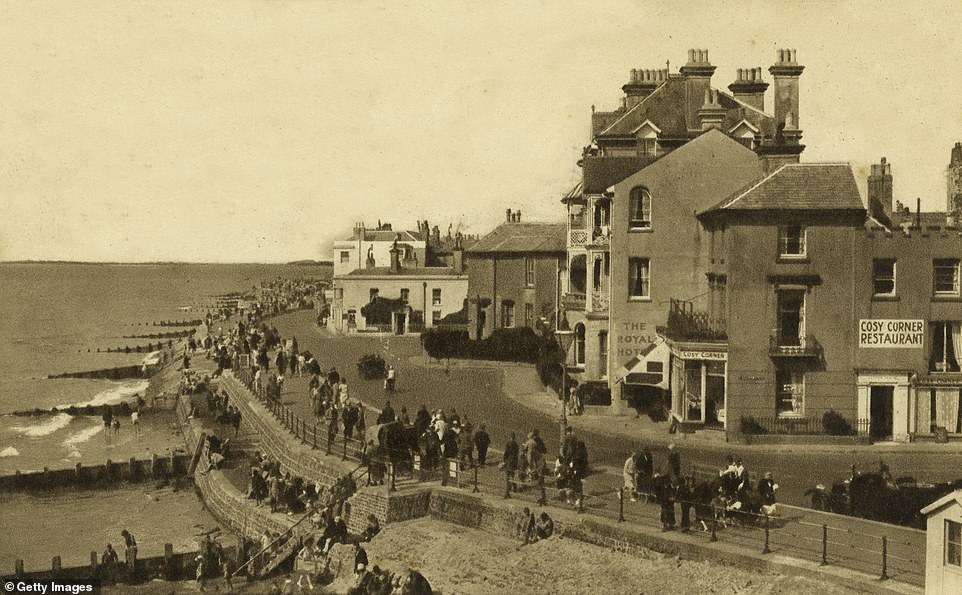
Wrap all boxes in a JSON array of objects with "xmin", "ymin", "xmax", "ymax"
[{"xmin": 858, "ymin": 319, "xmax": 924, "ymax": 348}]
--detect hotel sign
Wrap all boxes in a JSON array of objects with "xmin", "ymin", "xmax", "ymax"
[{"xmin": 858, "ymin": 319, "xmax": 924, "ymax": 348}]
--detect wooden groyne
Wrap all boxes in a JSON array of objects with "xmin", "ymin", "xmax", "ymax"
[
  {"xmin": 48, "ymin": 365, "xmax": 146, "ymax": 380},
  {"xmin": 0, "ymin": 453, "xmax": 191, "ymax": 491},
  {"xmin": 123, "ymin": 329, "xmax": 196, "ymax": 340}
]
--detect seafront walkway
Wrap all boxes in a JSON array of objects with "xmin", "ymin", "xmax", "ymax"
[{"xmin": 219, "ymin": 354, "xmax": 923, "ymax": 590}]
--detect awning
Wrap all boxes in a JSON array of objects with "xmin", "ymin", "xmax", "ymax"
[{"xmin": 617, "ymin": 339, "xmax": 670, "ymax": 389}]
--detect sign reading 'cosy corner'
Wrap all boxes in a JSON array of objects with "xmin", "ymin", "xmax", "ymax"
[{"xmin": 858, "ymin": 319, "xmax": 924, "ymax": 348}]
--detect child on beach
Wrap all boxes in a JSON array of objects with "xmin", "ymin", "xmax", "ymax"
[
  {"xmin": 131, "ymin": 410, "xmax": 140, "ymax": 436},
  {"xmin": 112, "ymin": 418, "xmax": 121, "ymax": 435}
]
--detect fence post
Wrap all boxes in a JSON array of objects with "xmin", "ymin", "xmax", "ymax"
[
  {"xmin": 473, "ymin": 464, "xmax": 479, "ymax": 493},
  {"xmin": 880, "ymin": 536, "xmax": 889, "ymax": 580},
  {"xmin": 762, "ymin": 514, "xmax": 771, "ymax": 554},
  {"xmin": 389, "ymin": 463, "xmax": 397, "ymax": 493},
  {"xmin": 342, "ymin": 435, "xmax": 348, "ymax": 461},
  {"xmin": 820, "ymin": 524, "xmax": 828, "ymax": 566},
  {"xmin": 710, "ymin": 515, "xmax": 717, "ymax": 543},
  {"xmin": 441, "ymin": 460, "xmax": 448, "ymax": 487},
  {"xmin": 326, "ymin": 430, "xmax": 332, "ymax": 455},
  {"xmin": 618, "ymin": 488, "xmax": 625, "ymax": 523},
  {"xmin": 504, "ymin": 470, "xmax": 510, "ymax": 499},
  {"xmin": 537, "ymin": 473, "xmax": 546, "ymax": 506},
  {"xmin": 312, "ymin": 424, "xmax": 318, "ymax": 449}
]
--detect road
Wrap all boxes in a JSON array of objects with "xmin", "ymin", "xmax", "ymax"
[{"xmin": 269, "ymin": 311, "xmax": 962, "ymax": 510}]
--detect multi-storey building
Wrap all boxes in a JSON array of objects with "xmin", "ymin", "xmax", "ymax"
[
  {"xmin": 562, "ymin": 48, "xmax": 805, "ymax": 413},
  {"xmin": 466, "ymin": 210, "xmax": 565, "ymax": 339}
]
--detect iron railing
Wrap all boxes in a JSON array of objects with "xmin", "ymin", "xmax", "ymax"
[{"xmin": 659, "ymin": 297, "xmax": 727, "ymax": 342}]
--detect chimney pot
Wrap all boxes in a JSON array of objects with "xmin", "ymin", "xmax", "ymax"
[
  {"xmin": 516, "ymin": 210, "xmax": 522, "ymax": 222},
  {"xmin": 688, "ymin": 49, "xmax": 695, "ymax": 63},
  {"xmin": 737, "ymin": 68, "xmax": 743, "ymax": 81}
]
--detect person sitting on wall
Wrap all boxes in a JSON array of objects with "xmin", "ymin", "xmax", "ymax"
[
  {"xmin": 101, "ymin": 543, "xmax": 119, "ymax": 584},
  {"xmin": 535, "ymin": 511, "xmax": 555, "ymax": 541}
]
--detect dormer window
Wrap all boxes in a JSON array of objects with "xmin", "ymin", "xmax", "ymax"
[
  {"xmin": 634, "ymin": 120, "xmax": 661, "ymax": 157},
  {"xmin": 728, "ymin": 119, "xmax": 760, "ymax": 150}
]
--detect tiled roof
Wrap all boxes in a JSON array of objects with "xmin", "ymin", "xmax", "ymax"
[
  {"xmin": 598, "ymin": 78, "xmax": 776, "ymax": 140},
  {"xmin": 340, "ymin": 266, "xmax": 462, "ymax": 278},
  {"xmin": 466, "ymin": 223, "xmax": 566, "ymax": 254},
  {"xmin": 582, "ymin": 156, "xmax": 655, "ymax": 194},
  {"xmin": 704, "ymin": 163, "xmax": 865, "ymax": 213}
]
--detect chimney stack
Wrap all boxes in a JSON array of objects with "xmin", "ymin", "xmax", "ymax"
[
  {"xmin": 623, "ymin": 68, "xmax": 669, "ymax": 108},
  {"xmin": 431, "ymin": 225, "xmax": 441, "ymax": 246},
  {"xmin": 728, "ymin": 67, "xmax": 768, "ymax": 112},
  {"xmin": 769, "ymin": 49, "xmax": 804, "ymax": 133},
  {"xmin": 698, "ymin": 89, "xmax": 726, "ymax": 131},
  {"xmin": 505, "ymin": 208, "xmax": 512, "ymax": 223},
  {"xmin": 867, "ymin": 157, "xmax": 893, "ymax": 226},
  {"xmin": 680, "ymin": 49, "xmax": 717, "ymax": 131},
  {"xmin": 452, "ymin": 232, "xmax": 464, "ymax": 275},
  {"xmin": 389, "ymin": 241, "xmax": 401, "ymax": 273}
]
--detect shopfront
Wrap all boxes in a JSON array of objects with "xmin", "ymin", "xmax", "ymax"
[{"xmin": 667, "ymin": 343, "xmax": 728, "ymax": 428}]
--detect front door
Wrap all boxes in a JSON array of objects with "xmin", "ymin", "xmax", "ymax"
[
  {"xmin": 870, "ymin": 385, "xmax": 894, "ymax": 440},
  {"xmin": 395, "ymin": 313, "xmax": 406, "ymax": 335}
]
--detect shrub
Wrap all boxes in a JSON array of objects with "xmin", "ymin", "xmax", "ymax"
[
  {"xmin": 740, "ymin": 415, "xmax": 767, "ymax": 435},
  {"xmin": 822, "ymin": 410, "xmax": 853, "ymax": 435},
  {"xmin": 356, "ymin": 354, "xmax": 387, "ymax": 380}
]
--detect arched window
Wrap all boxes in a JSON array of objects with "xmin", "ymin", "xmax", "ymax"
[
  {"xmin": 575, "ymin": 323, "xmax": 586, "ymax": 366},
  {"xmin": 629, "ymin": 187, "xmax": 652, "ymax": 229}
]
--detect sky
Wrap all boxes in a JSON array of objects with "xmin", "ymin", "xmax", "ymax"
[{"xmin": 2, "ymin": 0, "xmax": 961, "ymax": 263}]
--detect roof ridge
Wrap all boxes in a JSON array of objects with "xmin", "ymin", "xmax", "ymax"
[
  {"xmin": 598, "ymin": 80, "xmax": 670, "ymax": 136},
  {"xmin": 716, "ymin": 164, "xmax": 787, "ymax": 210}
]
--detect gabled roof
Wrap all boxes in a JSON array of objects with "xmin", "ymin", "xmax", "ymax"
[
  {"xmin": 582, "ymin": 156, "xmax": 656, "ymax": 194},
  {"xmin": 702, "ymin": 163, "xmax": 865, "ymax": 214},
  {"xmin": 921, "ymin": 489, "xmax": 962, "ymax": 516},
  {"xmin": 598, "ymin": 77, "xmax": 777, "ymax": 140},
  {"xmin": 466, "ymin": 223, "xmax": 566, "ymax": 255}
]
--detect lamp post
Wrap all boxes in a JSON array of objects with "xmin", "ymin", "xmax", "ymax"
[{"xmin": 553, "ymin": 326, "xmax": 575, "ymax": 445}]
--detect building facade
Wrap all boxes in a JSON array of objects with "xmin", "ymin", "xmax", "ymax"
[
  {"xmin": 466, "ymin": 211, "xmax": 565, "ymax": 340},
  {"xmin": 562, "ymin": 47, "xmax": 805, "ymax": 413}
]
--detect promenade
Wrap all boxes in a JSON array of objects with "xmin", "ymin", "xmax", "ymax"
[{"xmin": 220, "ymin": 312, "xmax": 929, "ymax": 591}]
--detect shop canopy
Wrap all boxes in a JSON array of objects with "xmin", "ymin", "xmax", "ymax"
[{"xmin": 616, "ymin": 339, "xmax": 670, "ymax": 389}]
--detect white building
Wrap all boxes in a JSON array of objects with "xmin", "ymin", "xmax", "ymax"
[{"xmin": 922, "ymin": 490, "xmax": 962, "ymax": 593}]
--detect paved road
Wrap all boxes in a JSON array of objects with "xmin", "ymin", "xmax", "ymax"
[{"xmin": 269, "ymin": 311, "xmax": 962, "ymax": 511}]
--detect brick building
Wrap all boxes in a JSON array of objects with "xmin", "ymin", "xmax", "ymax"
[{"xmin": 466, "ymin": 210, "xmax": 565, "ymax": 340}]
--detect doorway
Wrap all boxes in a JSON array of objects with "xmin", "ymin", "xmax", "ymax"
[
  {"xmin": 394, "ymin": 313, "xmax": 406, "ymax": 335},
  {"xmin": 870, "ymin": 385, "xmax": 894, "ymax": 440}
]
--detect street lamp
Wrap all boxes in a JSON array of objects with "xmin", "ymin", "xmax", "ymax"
[{"xmin": 553, "ymin": 325, "xmax": 575, "ymax": 445}]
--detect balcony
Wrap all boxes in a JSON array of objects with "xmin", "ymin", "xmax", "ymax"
[
  {"xmin": 562, "ymin": 292, "xmax": 586, "ymax": 311},
  {"xmin": 569, "ymin": 229, "xmax": 588, "ymax": 247},
  {"xmin": 588, "ymin": 226, "xmax": 610, "ymax": 248},
  {"xmin": 658, "ymin": 298, "xmax": 727, "ymax": 342},
  {"xmin": 769, "ymin": 334, "xmax": 822, "ymax": 358},
  {"xmin": 589, "ymin": 289, "xmax": 609, "ymax": 313}
]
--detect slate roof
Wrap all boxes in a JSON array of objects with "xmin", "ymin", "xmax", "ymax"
[
  {"xmin": 703, "ymin": 163, "xmax": 865, "ymax": 213},
  {"xmin": 582, "ymin": 156, "xmax": 655, "ymax": 194},
  {"xmin": 466, "ymin": 223, "xmax": 566, "ymax": 255},
  {"xmin": 598, "ymin": 78, "xmax": 777, "ymax": 141}
]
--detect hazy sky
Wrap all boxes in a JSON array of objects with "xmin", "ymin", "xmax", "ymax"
[{"xmin": 2, "ymin": 1, "xmax": 961, "ymax": 263}]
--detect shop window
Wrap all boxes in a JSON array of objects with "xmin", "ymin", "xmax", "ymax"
[
  {"xmin": 432, "ymin": 288, "xmax": 442, "ymax": 306},
  {"xmin": 948, "ymin": 520, "xmax": 962, "ymax": 567},
  {"xmin": 628, "ymin": 257, "xmax": 651, "ymax": 299},
  {"xmin": 873, "ymin": 259, "xmax": 896, "ymax": 296},
  {"xmin": 501, "ymin": 300, "xmax": 515, "ymax": 328},
  {"xmin": 574, "ymin": 323, "xmax": 585, "ymax": 366},
  {"xmin": 775, "ymin": 289, "xmax": 805, "ymax": 347},
  {"xmin": 776, "ymin": 366, "xmax": 804, "ymax": 417},
  {"xmin": 400, "ymin": 288, "xmax": 410, "ymax": 302},
  {"xmin": 525, "ymin": 258, "xmax": 536, "ymax": 287},
  {"xmin": 930, "ymin": 321, "xmax": 962, "ymax": 373},
  {"xmin": 779, "ymin": 225, "xmax": 806, "ymax": 258},
  {"xmin": 934, "ymin": 259, "xmax": 961, "ymax": 296},
  {"xmin": 340, "ymin": 251, "xmax": 351, "ymax": 263},
  {"xmin": 629, "ymin": 188, "xmax": 652, "ymax": 229}
]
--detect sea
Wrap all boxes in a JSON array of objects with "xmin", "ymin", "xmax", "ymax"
[{"xmin": 0, "ymin": 262, "xmax": 329, "ymax": 473}]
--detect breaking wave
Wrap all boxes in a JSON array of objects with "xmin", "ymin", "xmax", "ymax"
[
  {"xmin": 60, "ymin": 380, "xmax": 150, "ymax": 409},
  {"xmin": 11, "ymin": 413, "xmax": 73, "ymax": 437}
]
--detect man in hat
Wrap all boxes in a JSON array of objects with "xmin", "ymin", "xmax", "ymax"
[{"xmin": 758, "ymin": 471, "xmax": 778, "ymax": 516}]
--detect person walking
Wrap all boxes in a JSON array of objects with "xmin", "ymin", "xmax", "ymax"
[
  {"xmin": 667, "ymin": 443, "xmax": 682, "ymax": 479},
  {"xmin": 623, "ymin": 453, "xmax": 637, "ymax": 502},
  {"xmin": 503, "ymin": 433, "xmax": 519, "ymax": 490},
  {"xmin": 653, "ymin": 471, "xmax": 676, "ymax": 531},
  {"xmin": 474, "ymin": 424, "xmax": 491, "ymax": 466},
  {"xmin": 121, "ymin": 530, "xmax": 138, "ymax": 578}
]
